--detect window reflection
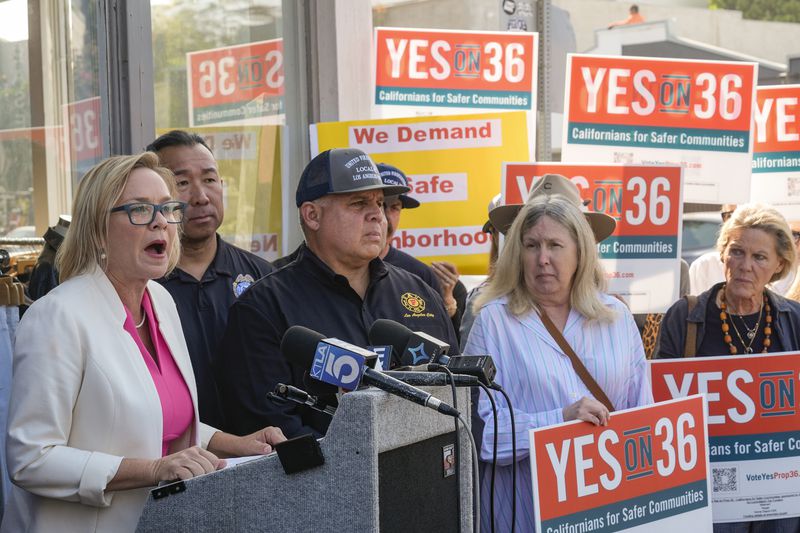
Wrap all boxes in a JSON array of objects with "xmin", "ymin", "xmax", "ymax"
[
  {"xmin": 151, "ymin": 1, "xmax": 284, "ymax": 262},
  {"xmin": 0, "ymin": 0, "xmax": 102, "ymax": 241}
]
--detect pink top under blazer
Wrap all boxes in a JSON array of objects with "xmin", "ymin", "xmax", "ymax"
[{"xmin": 3, "ymin": 268, "xmax": 217, "ymax": 533}]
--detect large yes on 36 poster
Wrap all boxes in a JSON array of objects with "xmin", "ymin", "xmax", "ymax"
[
  {"xmin": 751, "ymin": 85, "xmax": 800, "ymax": 220},
  {"xmin": 650, "ymin": 353, "xmax": 800, "ymax": 523},
  {"xmin": 562, "ymin": 55, "xmax": 757, "ymax": 204},
  {"xmin": 530, "ymin": 396, "xmax": 712, "ymax": 532},
  {"xmin": 373, "ymin": 28, "xmax": 537, "ymax": 117},
  {"xmin": 502, "ymin": 163, "xmax": 683, "ymax": 313},
  {"xmin": 309, "ymin": 111, "xmax": 533, "ymax": 274}
]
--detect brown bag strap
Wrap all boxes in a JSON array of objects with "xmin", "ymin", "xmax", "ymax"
[
  {"xmin": 683, "ymin": 295, "xmax": 699, "ymax": 358},
  {"xmin": 538, "ymin": 310, "xmax": 615, "ymax": 412}
]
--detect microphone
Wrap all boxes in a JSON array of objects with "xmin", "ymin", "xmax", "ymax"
[
  {"xmin": 369, "ymin": 319, "xmax": 450, "ymax": 366},
  {"xmin": 382, "ymin": 371, "xmax": 479, "ymax": 387},
  {"xmin": 369, "ymin": 319, "xmax": 498, "ymax": 386},
  {"xmin": 270, "ymin": 383, "xmax": 337, "ymax": 417},
  {"xmin": 281, "ymin": 326, "xmax": 460, "ymax": 417}
]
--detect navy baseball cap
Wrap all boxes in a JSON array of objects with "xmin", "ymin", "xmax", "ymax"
[
  {"xmin": 296, "ymin": 148, "xmax": 408, "ymax": 207},
  {"xmin": 377, "ymin": 163, "xmax": 420, "ymax": 209}
]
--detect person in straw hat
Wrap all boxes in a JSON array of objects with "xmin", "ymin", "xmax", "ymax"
[{"xmin": 463, "ymin": 174, "xmax": 653, "ymax": 532}]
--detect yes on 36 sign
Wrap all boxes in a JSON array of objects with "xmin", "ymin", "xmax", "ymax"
[
  {"xmin": 651, "ymin": 353, "xmax": 800, "ymax": 523},
  {"xmin": 562, "ymin": 54, "xmax": 757, "ymax": 204},
  {"xmin": 187, "ymin": 39, "xmax": 284, "ymax": 127},
  {"xmin": 751, "ymin": 85, "xmax": 800, "ymax": 219},
  {"xmin": 373, "ymin": 28, "xmax": 537, "ymax": 117},
  {"xmin": 530, "ymin": 396, "xmax": 712, "ymax": 532},
  {"xmin": 502, "ymin": 163, "xmax": 683, "ymax": 313}
]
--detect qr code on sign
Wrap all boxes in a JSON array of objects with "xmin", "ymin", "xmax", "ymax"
[{"xmin": 713, "ymin": 467, "xmax": 737, "ymax": 493}]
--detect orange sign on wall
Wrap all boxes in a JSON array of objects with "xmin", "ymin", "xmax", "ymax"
[
  {"xmin": 187, "ymin": 39, "xmax": 284, "ymax": 126},
  {"xmin": 374, "ymin": 27, "xmax": 537, "ymax": 111}
]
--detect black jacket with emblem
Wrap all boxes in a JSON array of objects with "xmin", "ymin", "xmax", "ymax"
[{"xmin": 216, "ymin": 243, "xmax": 459, "ymax": 438}]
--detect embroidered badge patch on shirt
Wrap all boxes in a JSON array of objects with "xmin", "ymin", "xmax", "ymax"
[
  {"xmin": 401, "ymin": 292, "xmax": 426, "ymax": 313},
  {"xmin": 233, "ymin": 274, "xmax": 255, "ymax": 297}
]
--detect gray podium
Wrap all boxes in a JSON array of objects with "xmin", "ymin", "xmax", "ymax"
[{"xmin": 136, "ymin": 386, "xmax": 473, "ymax": 532}]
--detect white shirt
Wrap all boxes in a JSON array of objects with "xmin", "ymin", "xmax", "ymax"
[
  {"xmin": 464, "ymin": 293, "xmax": 653, "ymax": 532},
  {"xmin": 688, "ymin": 251, "xmax": 724, "ymax": 295}
]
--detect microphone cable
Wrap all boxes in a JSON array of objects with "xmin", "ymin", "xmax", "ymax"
[
  {"xmin": 476, "ymin": 382, "xmax": 498, "ymax": 533},
  {"xmin": 492, "ymin": 384, "xmax": 516, "ymax": 533}
]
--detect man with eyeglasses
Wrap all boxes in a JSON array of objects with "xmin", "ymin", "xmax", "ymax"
[{"xmin": 147, "ymin": 131, "xmax": 274, "ymax": 429}]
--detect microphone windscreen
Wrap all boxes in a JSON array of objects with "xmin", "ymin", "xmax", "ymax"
[
  {"xmin": 281, "ymin": 325, "xmax": 326, "ymax": 368},
  {"xmin": 368, "ymin": 319, "xmax": 413, "ymax": 353}
]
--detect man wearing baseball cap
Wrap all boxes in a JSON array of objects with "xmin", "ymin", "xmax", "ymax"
[{"xmin": 216, "ymin": 149, "xmax": 459, "ymax": 438}]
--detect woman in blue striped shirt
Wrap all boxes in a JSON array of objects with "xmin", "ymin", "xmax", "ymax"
[{"xmin": 464, "ymin": 175, "xmax": 653, "ymax": 532}]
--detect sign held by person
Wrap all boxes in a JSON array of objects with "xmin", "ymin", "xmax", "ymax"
[
  {"xmin": 751, "ymin": 84, "xmax": 800, "ymax": 220},
  {"xmin": 530, "ymin": 395, "xmax": 712, "ymax": 532},
  {"xmin": 562, "ymin": 54, "xmax": 757, "ymax": 204},
  {"xmin": 502, "ymin": 162, "xmax": 683, "ymax": 313},
  {"xmin": 650, "ymin": 352, "xmax": 800, "ymax": 522}
]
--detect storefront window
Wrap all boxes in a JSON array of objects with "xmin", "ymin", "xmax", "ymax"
[
  {"xmin": 150, "ymin": 0, "xmax": 284, "ymax": 261},
  {"xmin": 0, "ymin": 0, "xmax": 103, "ymax": 238}
]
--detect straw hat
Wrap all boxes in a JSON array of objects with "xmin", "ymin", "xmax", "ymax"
[{"xmin": 488, "ymin": 174, "xmax": 616, "ymax": 242}]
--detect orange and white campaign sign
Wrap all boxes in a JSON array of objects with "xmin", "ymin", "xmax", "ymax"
[
  {"xmin": 751, "ymin": 85, "xmax": 800, "ymax": 219},
  {"xmin": 530, "ymin": 396, "xmax": 712, "ymax": 532},
  {"xmin": 650, "ymin": 353, "xmax": 800, "ymax": 522},
  {"xmin": 187, "ymin": 39, "xmax": 284, "ymax": 127},
  {"xmin": 502, "ymin": 163, "xmax": 683, "ymax": 313},
  {"xmin": 310, "ymin": 111, "xmax": 532, "ymax": 274},
  {"xmin": 562, "ymin": 55, "xmax": 757, "ymax": 204},
  {"xmin": 373, "ymin": 28, "xmax": 537, "ymax": 119}
]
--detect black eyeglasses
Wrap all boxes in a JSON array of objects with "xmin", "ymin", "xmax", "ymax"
[
  {"xmin": 793, "ymin": 231, "xmax": 800, "ymax": 244},
  {"xmin": 721, "ymin": 211, "xmax": 734, "ymax": 222},
  {"xmin": 110, "ymin": 201, "xmax": 187, "ymax": 225}
]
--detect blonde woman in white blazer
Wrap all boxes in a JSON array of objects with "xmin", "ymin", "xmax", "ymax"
[{"xmin": 3, "ymin": 153, "xmax": 285, "ymax": 532}]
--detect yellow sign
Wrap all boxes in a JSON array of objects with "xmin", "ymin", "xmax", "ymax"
[{"xmin": 310, "ymin": 111, "xmax": 532, "ymax": 274}]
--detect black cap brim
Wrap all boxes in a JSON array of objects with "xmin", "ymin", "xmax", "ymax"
[{"xmin": 399, "ymin": 195, "xmax": 420, "ymax": 209}]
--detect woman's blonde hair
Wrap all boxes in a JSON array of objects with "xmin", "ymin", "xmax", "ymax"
[
  {"xmin": 717, "ymin": 203, "xmax": 795, "ymax": 284},
  {"xmin": 473, "ymin": 194, "xmax": 614, "ymax": 322},
  {"xmin": 56, "ymin": 152, "xmax": 180, "ymax": 282}
]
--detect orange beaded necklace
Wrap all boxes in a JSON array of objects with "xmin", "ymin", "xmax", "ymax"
[{"xmin": 719, "ymin": 284, "xmax": 772, "ymax": 355}]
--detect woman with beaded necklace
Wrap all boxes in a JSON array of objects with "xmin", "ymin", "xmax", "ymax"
[{"xmin": 657, "ymin": 203, "xmax": 800, "ymax": 533}]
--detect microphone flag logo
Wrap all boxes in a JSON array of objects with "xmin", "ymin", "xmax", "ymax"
[
  {"xmin": 311, "ymin": 340, "xmax": 367, "ymax": 390},
  {"xmin": 407, "ymin": 342, "xmax": 429, "ymax": 364}
]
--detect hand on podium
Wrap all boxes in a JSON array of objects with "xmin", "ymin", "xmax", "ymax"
[
  {"xmin": 208, "ymin": 426, "xmax": 287, "ymax": 458},
  {"xmin": 152, "ymin": 446, "xmax": 226, "ymax": 482}
]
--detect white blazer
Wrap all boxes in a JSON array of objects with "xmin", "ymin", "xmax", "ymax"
[{"xmin": 2, "ymin": 268, "xmax": 216, "ymax": 532}]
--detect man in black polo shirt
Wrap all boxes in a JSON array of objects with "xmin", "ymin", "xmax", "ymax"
[
  {"xmin": 217, "ymin": 148, "xmax": 459, "ymax": 438},
  {"xmin": 147, "ymin": 130, "xmax": 273, "ymax": 429}
]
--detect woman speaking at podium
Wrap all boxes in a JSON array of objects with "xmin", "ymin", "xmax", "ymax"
[{"xmin": 2, "ymin": 153, "xmax": 284, "ymax": 532}]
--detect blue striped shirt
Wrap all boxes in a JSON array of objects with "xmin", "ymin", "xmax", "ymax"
[{"xmin": 464, "ymin": 293, "xmax": 652, "ymax": 532}]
